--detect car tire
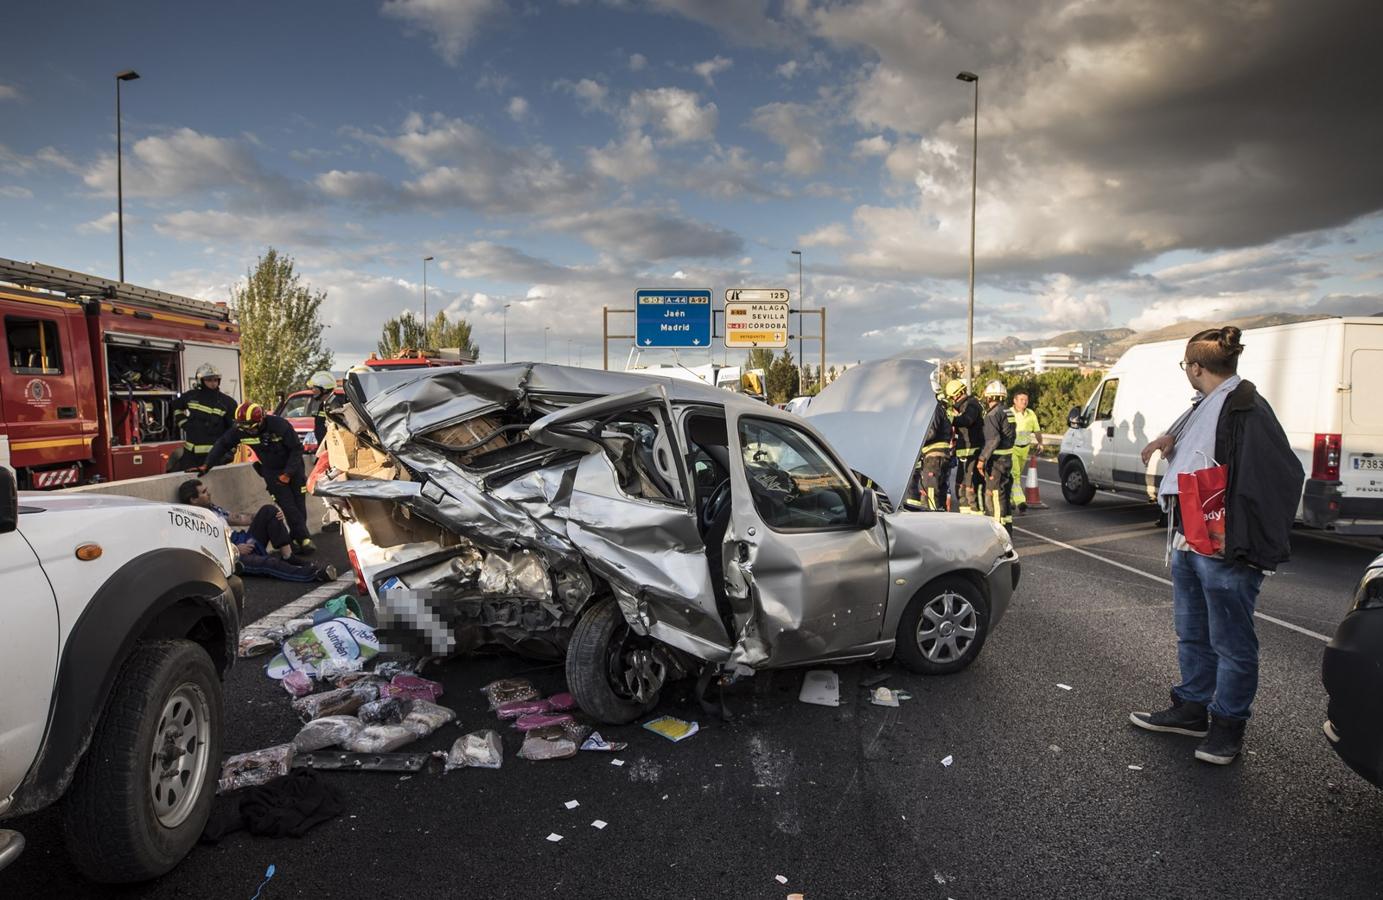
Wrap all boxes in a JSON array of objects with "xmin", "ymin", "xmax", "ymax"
[
  {"xmin": 566, "ymin": 596, "xmax": 661, "ymax": 725},
  {"xmin": 62, "ymin": 639, "xmax": 221, "ymax": 884},
  {"xmin": 894, "ymin": 575, "xmax": 990, "ymax": 675},
  {"xmin": 1060, "ymin": 459, "xmax": 1096, "ymax": 505}
]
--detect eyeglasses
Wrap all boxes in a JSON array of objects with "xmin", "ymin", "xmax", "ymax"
[{"xmin": 1179, "ymin": 360, "xmax": 1194, "ymax": 371}]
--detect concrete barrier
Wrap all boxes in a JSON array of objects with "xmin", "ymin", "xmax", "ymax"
[{"xmin": 60, "ymin": 462, "xmax": 327, "ymax": 534}]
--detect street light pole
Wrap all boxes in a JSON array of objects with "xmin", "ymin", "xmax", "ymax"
[
  {"xmin": 567, "ymin": 338, "xmax": 573, "ymax": 366},
  {"xmin": 790, "ymin": 249, "xmax": 803, "ymax": 392},
  {"xmin": 422, "ymin": 256, "xmax": 434, "ymax": 338},
  {"xmin": 503, "ymin": 303, "xmax": 512, "ymax": 363},
  {"xmin": 544, "ymin": 326, "xmax": 550, "ymax": 363},
  {"xmin": 957, "ymin": 70, "xmax": 979, "ymax": 387},
  {"xmin": 115, "ymin": 70, "xmax": 140, "ymax": 282}
]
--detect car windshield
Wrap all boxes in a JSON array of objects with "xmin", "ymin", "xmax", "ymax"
[{"xmin": 279, "ymin": 394, "xmax": 314, "ymax": 418}]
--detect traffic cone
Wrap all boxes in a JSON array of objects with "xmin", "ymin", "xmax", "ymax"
[{"xmin": 1023, "ymin": 453, "xmax": 1047, "ymax": 509}]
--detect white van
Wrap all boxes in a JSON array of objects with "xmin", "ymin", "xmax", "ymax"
[{"xmin": 1058, "ymin": 317, "xmax": 1383, "ymax": 535}]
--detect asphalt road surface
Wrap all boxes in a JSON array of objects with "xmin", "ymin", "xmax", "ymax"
[{"xmin": 6, "ymin": 474, "xmax": 1382, "ymax": 899}]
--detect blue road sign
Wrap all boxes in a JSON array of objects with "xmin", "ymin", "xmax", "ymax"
[{"xmin": 635, "ymin": 289, "xmax": 712, "ymax": 348}]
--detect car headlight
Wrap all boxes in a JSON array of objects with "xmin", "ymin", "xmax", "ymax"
[{"xmin": 1351, "ymin": 566, "xmax": 1383, "ymax": 612}]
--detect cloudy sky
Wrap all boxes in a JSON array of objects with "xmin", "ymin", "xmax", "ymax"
[{"xmin": 2, "ymin": 0, "xmax": 1381, "ymax": 368}]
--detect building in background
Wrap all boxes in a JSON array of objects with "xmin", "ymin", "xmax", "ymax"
[{"xmin": 1001, "ymin": 343, "xmax": 1089, "ymax": 374}]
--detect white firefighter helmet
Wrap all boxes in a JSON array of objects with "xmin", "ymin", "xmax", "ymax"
[
  {"xmin": 194, "ymin": 363, "xmax": 221, "ymax": 383},
  {"xmin": 307, "ymin": 370, "xmax": 336, "ymax": 391},
  {"xmin": 983, "ymin": 379, "xmax": 1008, "ymax": 400}
]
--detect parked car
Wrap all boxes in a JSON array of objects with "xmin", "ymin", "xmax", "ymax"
[
  {"xmin": 1059, "ymin": 317, "xmax": 1383, "ymax": 534},
  {"xmin": 1322, "ymin": 553, "xmax": 1383, "ymax": 788},
  {"xmin": 317, "ymin": 363, "xmax": 1018, "ymax": 724},
  {"xmin": 0, "ymin": 468, "xmax": 242, "ymax": 880}
]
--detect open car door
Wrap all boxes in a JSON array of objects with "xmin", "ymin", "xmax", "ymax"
[{"xmin": 528, "ymin": 385, "xmax": 732, "ymax": 660}]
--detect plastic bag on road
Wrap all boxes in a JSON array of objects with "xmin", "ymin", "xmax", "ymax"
[
  {"xmin": 218, "ymin": 744, "xmax": 294, "ymax": 794},
  {"xmin": 402, "ymin": 700, "xmax": 457, "ymax": 738},
  {"xmin": 344, "ymin": 725, "xmax": 416, "ymax": 754},
  {"xmin": 497, "ymin": 698, "xmax": 553, "ymax": 720},
  {"xmin": 518, "ymin": 725, "xmax": 578, "ymax": 761},
  {"xmin": 292, "ymin": 688, "xmax": 365, "ymax": 722},
  {"xmin": 293, "ymin": 716, "xmax": 364, "ymax": 753},
  {"xmin": 481, "ymin": 678, "xmax": 539, "ymax": 710},
  {"xmin": 359, "ymin": 696, "xmax": 412, "ymax": 726},
  {"xmin": 281, "ymin": 671, "xmax": 315, "ymax": 698},
  {"xmin": 266, "ymin": 617, "xmax": 380, "ymax": 680},
  {"xmin": 444, "ymin": 730, "xmax": 504, "ymax": 771}
]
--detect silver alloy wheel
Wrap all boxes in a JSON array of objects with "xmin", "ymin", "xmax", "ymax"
[
  {"xmin": 149, "ymin": 683, "xmax": 212, "ymax": 829},
  {"xmin": 916, "ymin": 590, "xmax": 978, "ymax": 663},
  {"xmin": 1064, "ymin": 468, "xmax": 1083, "ymax": 492}
]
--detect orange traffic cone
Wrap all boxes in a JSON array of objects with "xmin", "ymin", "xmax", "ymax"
[{"xmin": 1023, "ymin": 454, "xmax": 1047, "ymax": 509}]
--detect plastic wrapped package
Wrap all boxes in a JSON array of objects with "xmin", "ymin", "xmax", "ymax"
[
  {"xmin": 373, "ymin": 660, "xmax": 416, "ymax": 680},
  {"xmin": 517, "ymin": 725, "xmax": 577, "ymax": 761},
  {"xmin": 480, "ymin": 678, "xmax": 539, "ymax": 710},
  {"xmin": 292, "ymin": 716, "xmax": 364, "ymax": 752},
  {"xmin": 345, "ymin": 725, "xmax": 416, "ymax": 754},
  {"xmin": 238, "ymin": 634, "xmax": 277, "ymax": 658},
  {"xmin": 380, "ymin": 673, "xmax": 443, "ymax": 703},
  {"xmin": 580, "ymin": 731, "xmax": 628, "ymax": 752},
  {"xmin": 335, "ymin": 672, "xmax": 387, "ymax": 690},
  {"xmin": 281, "ymin": 671, "xmax": 315, "ymax": 698},
  {"xmin": 218, "ymin": 744, "xmax": 294, "ymax": 794},
  {"xmin": 292, "ymin": 688, "xmax": 365, "ymax": 722},
  {"xmin": 546, "ymin": 692, "xmax": 577, "ymax": 712},
  {"xmin": 514, "ymin": 713, "xmax": 574, "ymax": 733},
  {"xmin": 444, "ymin": 730, "xmax": 504, "ymax": 771},
  {"xmin": 349, "ymin": 682, "xmax": 382, "ymax": 704},
  {"xmin": 318, "ymin": 657, "xmax": 364, "ymax": 680},
  {"xmin": 496, "ymin": 698, "xmax": 553, "ymax": 720},
  {"xmin": 358, "ymin": 696, "xmax": 412, "ymax": 726},
  {"xmin": 402, "ymin": 700, "xmax": 457, "ymax": 738}
]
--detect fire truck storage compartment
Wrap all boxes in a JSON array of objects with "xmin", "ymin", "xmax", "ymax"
[{"xmin": 105, "ymin": 334, "xmax": 180, "ymax": 448}]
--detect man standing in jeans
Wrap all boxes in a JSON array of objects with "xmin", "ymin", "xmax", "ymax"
[{"xmin": 1130, "ymin": 326, "xmax": 1303, "ymax": 765}]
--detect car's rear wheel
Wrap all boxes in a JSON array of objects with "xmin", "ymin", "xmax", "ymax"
[
  {"xmin": 895, "ymin": 576, "xmax": 990, "ymax": 675},
  {"xmin": 566, "ymin": 596, "xmax": 664, "ymax": 725},
  {"xmin": 63, "ymin": 639, "xmax": 221, "ymax": 883},
  {"xmin": 1060, "ymin": 459, "xmax": 1096, "ymax": 505}
]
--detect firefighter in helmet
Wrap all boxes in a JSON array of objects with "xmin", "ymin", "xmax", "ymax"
[
  {"xmin": 944, "ymin": 378, "xmax": 986, "ymax": 514},
  {"xmin": 903, "ymin": 378, "xmax": 953, "ymax": 511},
  {"xmin": 306, "ymin": 370, "xmax": 336, "ymax": 446},
  {"xmin": 199, "ymin": 401, "xmax": 315, "ymax": 554},
  {"xmin": 168, "ymin": 363, "xmax": 236, "ymax": 471},
  {"xmin": 978, "ymin": 379, "xmax": 1017, "ymax": 534}
]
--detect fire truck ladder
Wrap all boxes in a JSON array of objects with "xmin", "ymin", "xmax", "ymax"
[{"xmin": 0, "ymin": 256, "xmax": 232, "ymax": 321}]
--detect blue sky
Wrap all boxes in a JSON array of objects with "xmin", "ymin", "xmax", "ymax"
[{"xmin": 2, "ymin": 0, "xmax": 1381, "ymax": 368}]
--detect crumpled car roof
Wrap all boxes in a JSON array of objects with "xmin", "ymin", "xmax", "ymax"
[{"xmin": 804, "ymin": 356, "xmax": 938, "ymax": 508}]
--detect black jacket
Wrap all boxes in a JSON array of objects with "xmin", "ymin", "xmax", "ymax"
[
  {"xmin": 171, "ymin": 387, "xmax": 236, "ymax": 451},
  {"xmin": 980, "ymin": 404, "xmax": 1016, "ymax": 462},
  {"xmin": 206, "ymin": 414, "xmax": 304, "ymax": 482},
  {"xmin": 921, "ymin": 399, "xmax": 952, "ymax": 454},
  {"xmin": 1214, "ymin": 380, "xmax": 1304, "ymax": 571},
  {"xmin": 949, "ymin": 396, "xmax": 985, "ymax": 453}
]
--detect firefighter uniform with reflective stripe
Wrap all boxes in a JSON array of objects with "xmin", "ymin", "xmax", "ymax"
[
  {"xmin": 205, "ymin": 415, "xmax": 310, "ymax": 543},
  {"xmin": 949, "ymin": 395, "xmax": 986, "ymax": 514},
  {"xmin": 1010, "ymin": 406, "xmax": 1040, "ymax": 507},
  {"xmin": 904, "ymin": 398, "xmax": 953, "ymax": 511},
  {"xmin": 170, "ymin": 387, "xmax": 235, "ymax": 467},
  {"xmin": 980, "ymin": 404, "xmax": 1017, "ymax": 529}
]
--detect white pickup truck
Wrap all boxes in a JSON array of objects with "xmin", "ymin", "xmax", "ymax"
[{"xmin": 0, "ymin": 468, "xmax": 242, "ymax": 882}]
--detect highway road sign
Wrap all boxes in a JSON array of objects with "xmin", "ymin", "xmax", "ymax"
[
  {"xmin": 725, "ymin": 300, "xmax": 789, "ymax": 348},
  {"xmin": 724, "ymin": 288, "xmax": 789, "ymax": 304},
  {"xmin": 635, "ymin": 289, "xmax": 713, "ymax": 348}
]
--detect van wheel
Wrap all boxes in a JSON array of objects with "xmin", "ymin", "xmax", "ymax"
[
  {"xmin": 566, "ymin": 597, "xmax": 663, "ymax": 725},
  {"xmin": 895, "ymin": 576, "xmax": 990, "ymax": 675},
  {"xmin": 63, "ymin": 640, "xmax": 221, "ymax": 883},
  {"xmin": 1060, "ymin": 459, "xmax": 1096, "ymax": 505}
]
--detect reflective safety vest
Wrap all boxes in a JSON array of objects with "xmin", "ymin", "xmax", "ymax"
[{"xmin": 1011, "ymin": 407, "xmax": 1040, "ymax": 447}]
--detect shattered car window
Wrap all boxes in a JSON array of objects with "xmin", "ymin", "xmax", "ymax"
[{"xmin": 738, "ymin": 418, "xmax": 855, "ymax": 529}]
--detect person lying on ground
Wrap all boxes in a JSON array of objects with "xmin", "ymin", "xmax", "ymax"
[{"xmin": 177, "ymin": 479, "xmax": 337, "ymax": 583}]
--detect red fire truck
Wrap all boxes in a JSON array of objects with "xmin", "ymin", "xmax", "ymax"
[{"xmin": 0, "ymin": 258, "xmax": 241, "ymax": 488}]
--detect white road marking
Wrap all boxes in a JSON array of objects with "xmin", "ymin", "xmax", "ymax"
[
  {"xmin": 244, "ymin": 574, "xmax": 356, "ymax": 633},
  {"xmin": 1014, "ymin": 527, "xmax": 1331, "ymax": 643}
]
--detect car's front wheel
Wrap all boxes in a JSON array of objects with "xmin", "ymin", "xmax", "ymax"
[
  {"xmin": 63, "ymin": 639, "xmax": 221, "ymax": 883},
  {"xmin": 1060, "ymin": 459, "xmax": 1096, "ymax": 505},
  {"xmin": 895, "ymin": 576, "xmax": 991, "ymax": 675},
  {"xmin": 566, "ymin": 597, "xmax": 665, "ymax": 724}
]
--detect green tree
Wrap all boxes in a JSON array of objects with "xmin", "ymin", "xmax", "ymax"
[
  {"xmin": 233, "ymin": 248, "xmax": 332, "ymax": 408},
  {"xmin": 827, "ymin": 364, "xmax": 838, "ymax": 384},
  {"xmin": 745, "ymin": 348, "xmax": 776, "ymax": 373},
  {"xmin": 766, "ymin": 350, "xmax": 800, "ymax": 404},
  {"xmin": 378, "ymin": 311, "xmax": 480, "ymax": 360}
]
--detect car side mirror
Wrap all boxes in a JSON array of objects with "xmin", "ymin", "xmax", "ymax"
[
  {"xmin": 855, "ymin": 487, "xmax": 878, "ymax": 529},
  {"xmin": 0, "ymin": 467, "xmax": 17, "ymax": 534},
  {"xmin": 1067, "ymin": 406, "xmax": 1087, "ymax": 429}
]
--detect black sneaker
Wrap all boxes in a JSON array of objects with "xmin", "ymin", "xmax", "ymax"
[
  {"xmin": 317, "ymin": 563, "xmax": 338, "ymax": 582},
  {"xmin": 1129, "ymin": 693, "xmax": 1209, "ymax": 737},
  {"xmin": 1195, "ymin": 716, "xmax": 1246, "ymax": 765}
]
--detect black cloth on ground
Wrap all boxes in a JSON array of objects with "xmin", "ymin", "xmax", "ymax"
[{"xmin": 201, "ymin": 770, "xmax": 343, "ymax": 843}]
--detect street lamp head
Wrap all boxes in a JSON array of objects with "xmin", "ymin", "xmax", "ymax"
[
  {"xmin": 790, "ymin": 250, "xmax": 801, "ymax": 256},
  {"xmin": 423, "ymin": 255, "xmax": 434, "ymax": 262},
  {"xmin": 956, "ymin": 71, "xmax": 978, "ymax": 83},
  {"xmin": 116, "ymin": 70, "xmax": 141, "ymax": 82}
]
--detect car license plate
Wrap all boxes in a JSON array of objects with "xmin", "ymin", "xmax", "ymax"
[{"xmin": 1353, "ymin": 456, "xmax": 1383, "ymax": 471}]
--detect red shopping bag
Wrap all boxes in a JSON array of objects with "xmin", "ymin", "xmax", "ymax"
[{"xmin": 1178, "ymin": 460, "xmax": 1228, "ymax": 556}]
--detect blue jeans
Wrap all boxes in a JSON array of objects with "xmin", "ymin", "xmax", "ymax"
[{"xmin": 1170, "ymin": 550, "xmax": 1265, "ymax": 720}]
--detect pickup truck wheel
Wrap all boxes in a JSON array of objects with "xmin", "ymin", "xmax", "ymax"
[
  {"xmin": 895, "ymin": 576, "xmax": 990, "ymax": 675},
  {"xmin": 62, "ymin": 639, "xmax": 221, "ymax": 883},
  {"xmin": 566, "ymin": 597, "xmax": 661, "ymax": 725},
  {"xmin": 1060, "ymin": 459, "xmax": 1096, "ymax": 505}
]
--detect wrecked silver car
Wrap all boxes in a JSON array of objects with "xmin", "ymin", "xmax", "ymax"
[{"xmin": 316, "ymin": 363, "xmax": 1019, "ymax": 724}]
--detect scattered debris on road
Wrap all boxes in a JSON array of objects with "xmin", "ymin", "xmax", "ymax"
[
  {"xmin": 219, "ymin": 745, "xmax": 295, "ymax": 794},
  {"xmin": 942, "ymin": 755, "xmax": 954, "ymax": 767},
  {"xmin": 592, "ymin": 820, "xmax": 607, "ymax": 830},
  {"xmin": 442, "ymin": 730, "xmax": 505, "ymax": 770},
  {"xmin": 798, "ymin": 669, "xmax": 841, "ymax": 706},
  {"xmin": 643, "ymin": 716, "xmax": 699, "ymax": 742}
]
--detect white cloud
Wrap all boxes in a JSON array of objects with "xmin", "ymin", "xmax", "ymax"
[
  {"xmin": 555, "ymin": 78, "xmax": 610, "ymax": 111},
  {"xmin": 0, "ymin": 84, "xmax": 21, "ymax": 101},
  {"xmin": 1035, "ymin": 275, "xmax": 1110, "ymax": 326},
  {"xmin": 588, "ymin": 132, "xmax": 659, "ymax": 183},
  {"xmin": 775, "ymin": 60, "xmax": 798, "ymax": 79},
  {"xmin": 644, "ymin": 0, "xmax": 792, "ymax": 48},
  {"xmin": 0, "ymin": 185, "xmax": 32, "ymax": 199},
  {"xmin": 625, "ymin": 87, "xmax": 718, "ymax": 144},
  {"xmin": 82, "ymin": 128, "xmax": 297, "ymax": 205},
  {"xmin": 545, "ymin": 207, "xmax": 743, "ymax": 260},
  {"xmin": 507, "ymin": 96, "xmax": 530, "ymax": 121},
  {"xmin": 379, "ymin": 0, "xmax": 503, "ymax": 66},
  {"xmin": 155, "ymin": 209, "xmax": 341, "ymax": 247},
  {"xmin": 77, "ymin": 211, "xmax": 121, "ymax": 234},
  {"xmin": 852, "ymin": 135, "xmax": 890, "ymax": 157},
  {"xmin": 749, "ymin": 102, "xmax": 825, "ymax": 175},
  {"xmin": 692, "ymin": 55, "xmax": 733, "ymax": 86},
  {"xmin": 799, "ymin": 222, "xmax": 852, "ymax": 248},
  {"xmin": 629, "ymin": 53, "xmax": 648, "ymax": 71}
]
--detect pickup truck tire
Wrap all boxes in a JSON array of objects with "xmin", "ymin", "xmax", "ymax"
[
  {"xmin": 1060, "ymin": 459, "xmax": 1097, "ymax": 505},
  {"xmin": 566, "ymin": 597, "xmax": 661, "ymax": 725},
  {"xmin": 62, "ymin": 639, "xmax": 221, "ymax": 883},
  {"xmin": 895, "ymin": 575, "xmax": 990, "ymax": 675}
]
